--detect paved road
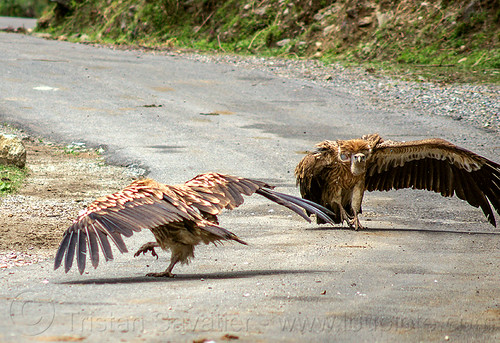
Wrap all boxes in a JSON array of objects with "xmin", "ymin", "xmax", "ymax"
[
  {"xmin": 0, "ymin": 30, "xmax": 499, "ymax": 342},
  {"xmin": 0, "ymin": 16, "xmax": 37, "ymax": 30}
]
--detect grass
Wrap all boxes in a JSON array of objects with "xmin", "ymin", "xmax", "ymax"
[
  {"xmin": 0, "ymin": 165, "xmax": 27, "ymax": 195},
  {"xmin": 62, "ymin": 148, "xmax": 81, "ymax": 156},
  {"xmin": 0, "ymin": 0, "xmax": 49, "ymax": 18},
  {"xmin": 35, "ymin": 0, "xmax": 500, "ymax": 84}
]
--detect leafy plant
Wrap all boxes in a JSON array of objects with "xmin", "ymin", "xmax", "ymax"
[{"xmin": 0, "ymin": 165, "xmax": 27, "ymax": 195}]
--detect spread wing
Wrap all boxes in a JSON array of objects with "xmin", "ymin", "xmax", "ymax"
[
  {"xmin": 181, "ymin": 173, "xmax": 270, "ymax": 214},
  {"xmin": 365, "ymin": 138, "xmax": 500, "ymax": 226},
  {"xmin": 54, "ymin": 178, "xmax": 228, "ymax": 275},
  {"xmin": 294, "ymin": 141, "xmax": 340, "ymax": 203},
  {"xmin": 55, "ymin": 173, "xmax": 336, "ymax": 275},
  {"xmin": 182, "ymin": 173, "xmax": 337, "ymax": 225},
  {"xmin": 295, "ymin": 142, "xmax": 348, "ymax": 223}
]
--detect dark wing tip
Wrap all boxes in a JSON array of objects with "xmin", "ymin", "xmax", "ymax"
[
  {"xmin": 77, "ymin": 230, "xmax": 88, "ymax": 275},
  {"xmin": 233, "ymin": 237, "xmax": 248, "ymax": 245},
  {"xmin": 55, "ymin": 216, "xmax": 125, "ymax": 274},
  {"xmin": 255, "ymin": 188, "xmax": 311, "ymax": 222},
  {"xmin": 54, "ymin": 231, "xmax": 70, "ymax": 270},
  {"xmin": 256, "ymin": 188, "xmax": 337, "ymax": 225},
  {"xmin": 63, "ymin": 231, "xmax": 78, "ymax": 273}
]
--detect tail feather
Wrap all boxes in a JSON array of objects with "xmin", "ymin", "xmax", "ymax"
[{"xmin": 202, "ymin": 224, "xmax": 248, "ymax": 245}]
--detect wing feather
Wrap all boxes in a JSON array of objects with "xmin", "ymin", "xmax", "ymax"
[
  {"xmin": 86, "ymin": 226, "xmax": 99, "ymax": 269},
  {"xmin": 93, "ymin": 223, "xmax": 114, "ymax": 261},
  {"xmin": 427, "ymin": 158, "xmax": 435, "ymax": 191},
  {"xmin": 64, "ymin": 231, "xmax": 77, "ymax": 273},
  {"xmin": 183, "ymin": 173, "xmax": 335, "ymax": 224},
  {"xmin": 223, "ymin": 184, "xmax": 244, "ymax": 208},
  {"xmin": 54, "ymin": 231, "xmax": 70, "ymax": 271},
  {"xmin": 76, "ymin": 230, "xmax": 87, "ymax": 275},
  {"xmin": 234, "ymin": 179, "xmax": 260, "ymax": 195},
  {"xmin": 55, "ymin": 173, "xmax": 338, "ymax": 275},
  {"xmin": 366, "ymin": 139, "xmax": 500, "ymax": 226},
  {"xmin": 108, "ymin": 231, "xmax": 128, "ymax": 253},
  {"xmin": 54, "ymin": 179, "xmax": 202, "ymax": 274},
  {"xmin": 97, "ymin": 211, "xmax": 140, "ymax": 232},
  {"xmin": 257, "ymin": 188, "xmax": 337, "ymax": 225},
  {"xmin": 182, "ymin": 173, "xmax": 268, "ymax": 213},
  {"xmin": 416, "ymin": 160, "xmax": 425, "ymax": 190},
  {"xmin": 98, "ymin": 215, "xmax": 136, "ymax": 237}
]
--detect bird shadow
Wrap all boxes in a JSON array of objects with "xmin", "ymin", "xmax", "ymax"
[
  {"xmin": 306, "ymin": 225, "xmax": 500, "ymax": 235},
  {"xmin": 57, "ymin": 268, "xmax": 328, "ymax": 285}
]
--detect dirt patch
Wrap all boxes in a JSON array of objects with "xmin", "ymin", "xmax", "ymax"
[{"xmin": 0, "ymin": 131, "xmax": 133, "ymax": 267}]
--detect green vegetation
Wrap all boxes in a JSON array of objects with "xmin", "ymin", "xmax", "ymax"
[
  {"xmin": 62, "ymin": 147, "xmax": 81, "ymax": 156},
  {"xmin": 0, "ymin": 0, "xmax": 50, "ymax": 18},
  {"xmin": 35, "ymin": 0, "xmax": 500, "ymax": 83},
  {"xmin": 63, "ymin": 142, "xmax": 87, "ymax": 155},
  {"xmin": 0, "ymin": 165, "xmax": 27, "ymax": 195}
]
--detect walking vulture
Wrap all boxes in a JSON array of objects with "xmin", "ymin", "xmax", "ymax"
[
  {"xmin": 55, "ymin": 173, "xmax": 335, "ymax": 277},
  {"xmin": 295, "ymin": 134, "xmax": 500, "ymax": 229}
]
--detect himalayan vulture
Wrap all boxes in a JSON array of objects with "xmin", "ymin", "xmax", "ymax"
[
  {"xmin": 295, "ymin": 134, "xmax": 500, "ymax": 230},
  {"xmin": 54, "ymin": 172, "xmax": 335, "ymax": 277}
]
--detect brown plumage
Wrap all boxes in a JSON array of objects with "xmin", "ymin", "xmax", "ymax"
[
  {"xmin": 54, "ymin": 172, "xmax": 335, "ymax": 277},
  {"xmin": 295, "ymin": 134, "xmax": 500, "ymax": 229}
]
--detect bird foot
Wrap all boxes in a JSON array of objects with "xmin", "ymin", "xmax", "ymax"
[
  {"xmin": 134, "ymin": 242, "xmax": 159, "ymax": 259},
  {"xmin": 146, "ymin": 271, "xmax": 175, "ymax": 278},
  {"xmin": 348, "ymin": 218, "xmax": 364, "ymax": 231},
  {"xmin": 340, "ymin": 212, "xmax": 354, "ymax": 229}
]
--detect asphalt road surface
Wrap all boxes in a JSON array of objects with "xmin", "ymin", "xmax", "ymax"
[
  {"xmin": 0, "ymin": 16, "xmax": 37, "ymax": 30},
  {"xmin": 0, "ymin": 29, "xmax": 499, "ymax": 342}
]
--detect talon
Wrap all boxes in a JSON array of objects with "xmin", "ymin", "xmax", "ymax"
[
  {"xmin": 134, "ymin": 242, "xmax": 159, "ymax": 259},
  {"xmin": 350, "ymin": 217, "xmax": 364, "ymax": 231},
  {"xmin": 346, "ymin": 219, "xmax": 357, "ymax": 230},
  {"xmin": 341, "ymin": 214, "xmax": 354, "ymax": 229},
  {"xmin": 151, "ymin": 249, "xmax": 158, "ymax": 259}
]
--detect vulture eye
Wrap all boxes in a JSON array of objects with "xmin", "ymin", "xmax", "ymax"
[{"xmin": 340, "ymin": 153, "xmax": 350, "ymax": 161}]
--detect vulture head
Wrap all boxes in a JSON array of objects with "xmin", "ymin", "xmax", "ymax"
[{"xmin": 337, "ymin": 139, "xmax": 372, "ymax": 176}]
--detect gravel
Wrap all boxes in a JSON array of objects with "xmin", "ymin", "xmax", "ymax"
[{"xmin": 0, "ymin": 250, "xmax": 48, "ymax": 270}]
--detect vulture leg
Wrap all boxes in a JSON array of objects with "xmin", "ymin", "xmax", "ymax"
[
  {"xmin": 349, "ymin": 181, "xmax": 365, "ymax": 230},
  {"xmin": 146, "ymin": 243, "xmax": 194, "ymax": 277},
  {"xmin": 134, "ymin": 242, "xmax": 160, "ymax": 259},
  {"xmin": 337, "ymin": 205, "xmax": 353, "ymax": 227},
  {"xmin": 330, "ymin": 188, "xmax": 353, "ymax": 227},
  {"xmin": 146, "ymin": 256, "xmax": 178, "ymax": 278}
]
